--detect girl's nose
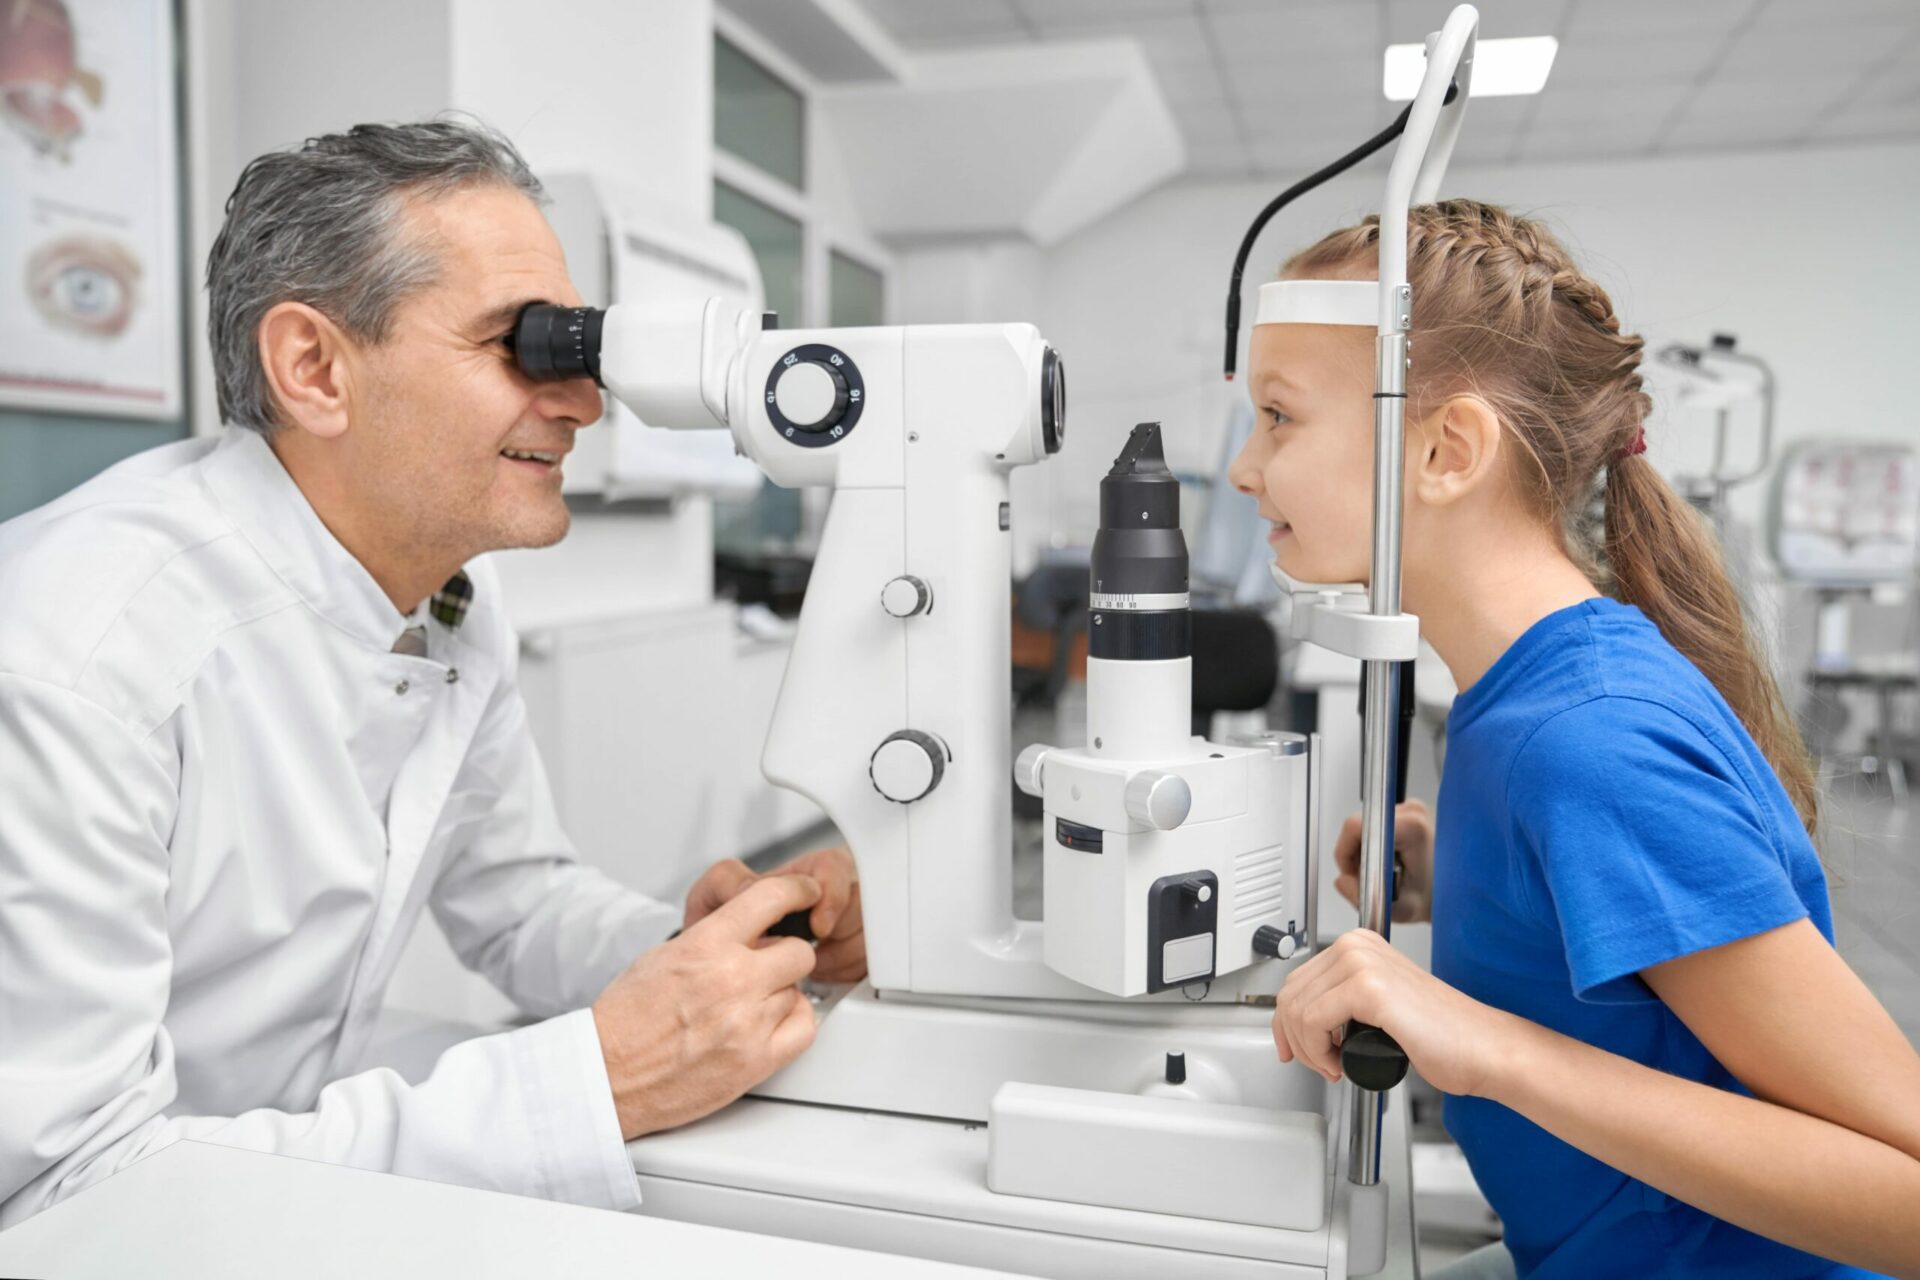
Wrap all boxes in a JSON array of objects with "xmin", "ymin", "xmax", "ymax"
[{"xmin": 1227, "ymin": 445, "xmax": 1260, "ymax": 496}]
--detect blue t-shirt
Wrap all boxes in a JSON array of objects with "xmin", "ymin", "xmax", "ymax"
[{"xmin": 1431, "ymin": 598, "xmax": 1885, "ymax": 1280}]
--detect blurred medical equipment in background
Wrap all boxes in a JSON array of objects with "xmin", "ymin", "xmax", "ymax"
[
  {"xmin": 1654, "ymin": 333, "xmax": 1776, "ymax": 531},
  {"xmin": 1767, "ymin": 441, "xmax": 1920, "ymax": 804}
]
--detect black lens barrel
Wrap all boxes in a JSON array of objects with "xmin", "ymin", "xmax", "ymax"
[
  {"xmin": 1087, "ymin": 422, "xmax": 1192, "ymax": 662},
  {"xmin": 513, "ymin": 303, "xmax": 605, "ymax": 385},
  {"xmin": 1090, "ymin": 422, "xmax": 1188, "ymax": 599}
]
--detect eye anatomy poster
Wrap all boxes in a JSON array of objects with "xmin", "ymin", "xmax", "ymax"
[{"xmin": 0, "ymin": 0, "xmax": 182, "ymax": 419}]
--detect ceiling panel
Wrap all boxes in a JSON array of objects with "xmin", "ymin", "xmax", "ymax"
[
  {"xmin": 1717, "ymin": 21, "xmax": 1920, "ymax": 81},
  {"xmin": 1209, "ymin": 1, "xmax": 1382, "ymax": 60},
  {"xmin": 1019, "ymin": 0, "xmax": 1196, "ymax": 20},
  {"xmin": 1547, "ymin": 33, "xmax": 1730, "ymax": 87},
  {"xmin": 1807, "ymin": 101, "xmax": 1920, "ymax": 142},
  {"xmin": 1384, "ymin": 0, "xmax": 1566, "ymax": 46},
  {"xmin": 1749, "ymin": 0, "xmax": 1920, "ymax": 30},
  {"xmin": 1562, "ymin": 0, "xmax": 1763, "ymax": 40},
  {"xmin": 860, "ymin": 0, "xmax": 1027, "ymax": 38},
  {"xmin": 842, "ymin": 0, "xmax": 1920, "ymax": 179}
]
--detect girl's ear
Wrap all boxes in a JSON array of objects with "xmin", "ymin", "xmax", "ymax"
[{"xmin": 1411, "ymin": 394, "xmax": 1503, "ymax": 508}]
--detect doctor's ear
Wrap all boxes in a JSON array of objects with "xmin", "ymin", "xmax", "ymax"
[
  {"xmin": 257, "ymin": 301, "xmax": 357, "ymax": 440},
  {"xmin": 1411, "ymin": 394, "xmax": 1504, "ymax": 508}
]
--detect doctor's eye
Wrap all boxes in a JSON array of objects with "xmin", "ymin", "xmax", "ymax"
[{"xmin": 26, "ymin": 235, "xmax": 141, "ymax": 338}]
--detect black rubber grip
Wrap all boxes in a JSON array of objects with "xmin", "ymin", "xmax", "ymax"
[
  {"xmin": 765, "ymin": 909, "xmax": 817, "ymax": 942},
  {"xmin": 1342, "ymin": 1023, "xmax": 1410, "ymax": 1092}
]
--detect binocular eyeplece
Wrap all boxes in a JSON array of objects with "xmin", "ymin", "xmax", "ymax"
[{"xmin": 510, "ymin": 303, "xmax": 604, "ymax": 385}]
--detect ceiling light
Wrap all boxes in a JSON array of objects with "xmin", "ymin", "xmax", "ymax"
[{"xmin": 1383, "ymin": 35, "xmax": 1557, "ymax": 100}]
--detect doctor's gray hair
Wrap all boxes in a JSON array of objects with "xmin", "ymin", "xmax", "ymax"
[{"xmin": 206, "ymin": 116, "xmax": 544, "ymax": 435}]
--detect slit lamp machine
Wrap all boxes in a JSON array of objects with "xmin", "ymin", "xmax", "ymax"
[{"xmin": 508, "ymin": 8, "xmax": 1481, "ymax": 1273}]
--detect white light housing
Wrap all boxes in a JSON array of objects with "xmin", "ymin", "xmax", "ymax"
[{"xmin": 1383, "ymin": 34, "xmax": 1555, "ymax": 101}]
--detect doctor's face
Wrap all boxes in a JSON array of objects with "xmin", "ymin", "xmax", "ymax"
[
  {"xmin": 1227, "ymin": 320, "xmax": 1380, "ymax": 586},
  {"xmin": 347, "ymin": 183, "xmax": 603, "ymax": 556}
]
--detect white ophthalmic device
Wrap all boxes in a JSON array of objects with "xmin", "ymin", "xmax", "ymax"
[{"xmin": 509, "ymin": 9, "xmax": 1479, "ymax": 1274}]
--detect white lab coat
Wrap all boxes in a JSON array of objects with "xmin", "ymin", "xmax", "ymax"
[{"xmin": 0, "ymin": 429, "xmax": 677, "ymax": 1226}]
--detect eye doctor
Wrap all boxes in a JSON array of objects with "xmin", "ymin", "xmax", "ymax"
[{"xmin": 0, "ymin": 117, "xmax": 864, "ymax": 1227}]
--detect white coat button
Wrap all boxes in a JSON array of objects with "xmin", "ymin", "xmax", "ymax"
[{"xmin": 394, "ymin": 679, "xmax": 410, "ymax": 696}]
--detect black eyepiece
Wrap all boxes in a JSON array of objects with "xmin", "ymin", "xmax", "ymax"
[
  {"xmin": 1041, "ymin": 346, "xmax": 1067, "ymax": 455},
  {"xmin": 512, "ymin": 303, "xmax": 605, "ymax": 385}
]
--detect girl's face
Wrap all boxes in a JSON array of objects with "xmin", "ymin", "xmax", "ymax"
[{"xmin": 1227, "ymin": 320, "xmax": 1382, "ymax": 586}]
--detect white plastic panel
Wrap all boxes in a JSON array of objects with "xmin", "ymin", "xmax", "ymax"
[{"xmin": 988, "ymin": 1082, "xmax": 1328, "ymax": 1232}]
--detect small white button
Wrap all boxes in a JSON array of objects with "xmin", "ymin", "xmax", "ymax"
[{"xmin": 775, "ymin": 361, "xmax": 838, "ymax": 428}]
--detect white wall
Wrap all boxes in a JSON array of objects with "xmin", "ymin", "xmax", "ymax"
[
  {"xmin": 183, "ymin": 0, "xmax": 721, "ymax": 437},
  {"xmin": 1018, "ymin": 140, "xmax": 1920, "ymax": 561}
]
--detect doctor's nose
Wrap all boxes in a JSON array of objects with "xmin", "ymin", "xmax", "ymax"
[{"xmin": 539, "ymin": 374, "xmax": 605, "ymax": 432}]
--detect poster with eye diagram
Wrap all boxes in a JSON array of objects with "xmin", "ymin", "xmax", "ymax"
[{"xmin": 0, "ymin": 0, "xmax": 182, "ymax": 418}]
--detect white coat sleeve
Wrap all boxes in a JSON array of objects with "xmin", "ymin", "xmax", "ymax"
[
  {"xmin": 424, "ymin": 669, "xmax": 681, "ymax": 1020},
  {"xmin": 0, "ymin": 674, "xmax": 642, "ymax": 1228}
]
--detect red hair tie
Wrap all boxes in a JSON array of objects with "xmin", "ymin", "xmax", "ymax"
[{"xmin": 1617, "ymin": 428, "xmax": 1647, "ymax": 462}]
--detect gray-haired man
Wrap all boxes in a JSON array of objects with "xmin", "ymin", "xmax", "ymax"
[{"xmin": 0, "ymin": 119, "xmax": 864, "ymax": 1225}]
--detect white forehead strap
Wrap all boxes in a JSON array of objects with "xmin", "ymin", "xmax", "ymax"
[{"xmin": 1253, "ymin": 278, "xmax": 1376, "ymax": 328}]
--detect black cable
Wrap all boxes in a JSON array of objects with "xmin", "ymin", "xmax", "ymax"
[{"xmin": 1222, "ymin": 83, "xmax": 1456, "ymax": 381}]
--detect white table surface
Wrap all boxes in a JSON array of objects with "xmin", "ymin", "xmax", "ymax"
[{"xmin": 0, "ymin": 1141, "xmax": 1025, "ymax": 1280}]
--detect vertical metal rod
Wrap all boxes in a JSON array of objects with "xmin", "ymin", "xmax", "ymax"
[{"xmin": 1348, "ymin": 328, "xmax": 1409, "ymax": 1187}]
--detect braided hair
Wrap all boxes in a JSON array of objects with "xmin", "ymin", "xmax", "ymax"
[{"xmin": 1283, "ymin": 199, "xmax": 1817, "ymax": 834}]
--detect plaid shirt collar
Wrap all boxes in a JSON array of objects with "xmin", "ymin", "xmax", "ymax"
[
  {"xmin": 428, "ymin": 569, "xmax": 474, "ymax": 630},
  {"xmin": 204, "ymin": 429, "xmax": 478, "ymax": 650}
]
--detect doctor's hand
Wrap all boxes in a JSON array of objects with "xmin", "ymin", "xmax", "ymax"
[
  {"xmin": 683, "ymin": 846, "xmax": 866, "ymax": 983},
  {"xmin": 1332, "ymin": 799, "xmax": 1434, "ymax": 924},
  {"xmin": 1272, "ymin": 927, "xmax": 1520, "ymax": 1099},
  {"xmin": 593, "ymin": 875, "xmax": 821, "ymax": 1140}
]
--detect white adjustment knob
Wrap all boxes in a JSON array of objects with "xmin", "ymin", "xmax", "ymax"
[
  {"xmin": 1013, "ymin": 743, "xmax": 1052, "ymax": 798},
  {"xmin": 870, "ymin": 730, "xmax": 946, "ymax": 803},
  {"xmin": 1123, "ymin": 769, "xmax": 1191, "ymax": 831},
  {"xmin": 881, "ymin": 575, "xmax": 933, "ymax": 618},
  {"xmin": 774, "ymin": 360, "xmax": 840, "ymax": 429}
]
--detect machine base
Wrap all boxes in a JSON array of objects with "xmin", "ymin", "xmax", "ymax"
[
  {"xmin": 625, "ymin": 984, "xmax": 1419, "ymax": 1278},
  {"xmin": 751, "ymin": 980, "xmax": 1311, "ymax": 1123}
]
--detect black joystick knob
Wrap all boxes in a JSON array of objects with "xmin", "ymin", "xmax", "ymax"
[
  {"xmin": 1342, "ymin": 1024, "xmax": 1410, "ymax": 1092},
  {"xmin": 765, "ymin": 909, "xmax": 817, "ymax": 943}
]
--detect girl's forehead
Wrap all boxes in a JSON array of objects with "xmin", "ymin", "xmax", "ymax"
[{"xmin": 1249, "ymin": 324, "xmax": 1371, "ymax": 392}]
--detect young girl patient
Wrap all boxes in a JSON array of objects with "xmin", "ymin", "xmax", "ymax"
[{"xmin": 1232, "ymin": 199, "xmax": 1920, "ymax": 1279}]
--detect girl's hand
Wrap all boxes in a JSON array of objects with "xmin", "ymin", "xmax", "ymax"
[
  {"xmin": 1332, "ymin": 799, "xmax": 1434, "ymax": 924},
  {"xmin": 1273, "ymin": 928, "xmax": 1519, "ymax": 1098}
]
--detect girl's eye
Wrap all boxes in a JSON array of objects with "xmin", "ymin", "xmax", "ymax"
[{"xmin": 1263, "ymin": 406, "xmax": 1291, "ymax": 426}]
